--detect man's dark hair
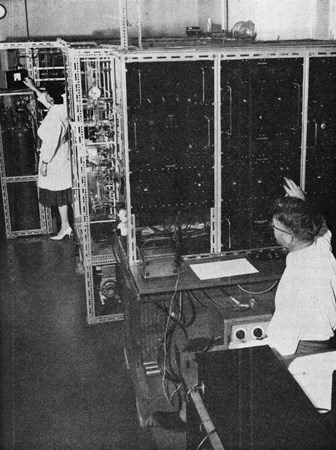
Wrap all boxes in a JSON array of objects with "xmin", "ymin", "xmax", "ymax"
[{"xmin": 271, "ymin": 197, "xmax": 323, "ymax": 242}]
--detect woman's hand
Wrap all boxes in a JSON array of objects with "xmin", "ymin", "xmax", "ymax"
[
  {"xmin": 24, "ymin": 77, "xmax": 36, "ymax": 90},
  {"xmin": 40, "ymin": 162, "xmax": 47, "ymax": 177},
  {"xmin": 283, "ymin": 177, "xmax": 305, "ymax": 200}
]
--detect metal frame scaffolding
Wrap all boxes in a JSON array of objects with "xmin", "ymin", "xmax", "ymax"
[
  {"xmin": 64, "ymin": 45, "xmax": 123, "ymax": 324},
  {"xmin": 0, "ymin": 41, "xmax": 64, "ymax": 238}
]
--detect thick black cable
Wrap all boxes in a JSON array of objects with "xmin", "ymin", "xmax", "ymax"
[
  {"xmin": 187, "ymin": 290, "xmax": 208, "ymax": 309},
  {"xmin": 202, "ymin": 289, "xmax": 224, "ymax": 317},
  {"xmin": 181, "ymin": 290, "xmax": 197, "ymax": 327},
  {"xmin": 151, "ymin": 299, "xmax": 187, "ymax": 336},
  {"xmin": 157, "ymin": 321, "xmax": 182, "ymax": 384}
]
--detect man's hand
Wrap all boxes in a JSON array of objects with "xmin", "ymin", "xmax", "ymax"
[{"xmin": 283, "ymin": 177, "xmax": 305, "ymax": 200}]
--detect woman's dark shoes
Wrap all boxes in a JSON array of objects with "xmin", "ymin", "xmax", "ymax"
[{"xmin": 152, "ymin": 411, "xmax": 187, "ymax": 433}]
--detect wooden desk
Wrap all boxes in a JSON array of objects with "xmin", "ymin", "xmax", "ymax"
[
  {"xmin": 115, "ymin": 237, "xmax": 288, "ymax": 426},
  {"xmin": 130, "ymin": 248, "xmax": 286, "ymax": 296}
]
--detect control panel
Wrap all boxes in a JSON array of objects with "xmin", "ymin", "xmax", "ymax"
[{"xmin": 226, "ymin": 316, "xmax": 271, "ymax": 349}]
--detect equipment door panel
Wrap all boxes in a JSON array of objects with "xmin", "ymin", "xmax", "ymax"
[
  {"xmin": 306, "ymin": 57, "xmax": 336, "ymax": 238},
  {"xmin": 7, "ymin": 181, "xmax": 40, "ymax": 232},
  {"xmin": 127, "ymin": 60, "xmax": 215, "ymax": 256},
  {"xmin": 0, "ymin": 93, "xmax": 37, "ymax": 177},
  {"xmin": 221, "ymin": 58, "xmax": 303, "ymax": 251}
]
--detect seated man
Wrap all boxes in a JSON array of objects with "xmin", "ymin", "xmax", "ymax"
[
  {"xmin": 235, "ymin": 178, "xmax": 336, "ymax": 357},
  {"xmin": 266, "ymin": 178, "xmax": 336, "ymax": 357},
  {"xmin": 153, "ymin": 178, "xmax": 336, "ymax": 431}
]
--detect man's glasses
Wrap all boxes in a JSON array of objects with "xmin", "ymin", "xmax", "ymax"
[{"xmin": 269, "ymin": 222, "xmax": 294, "ymax": 239}]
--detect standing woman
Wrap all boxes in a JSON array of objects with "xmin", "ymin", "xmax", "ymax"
[{"xmin": 24, "ymin": 77, "xmax": 72, "ymax": 240}]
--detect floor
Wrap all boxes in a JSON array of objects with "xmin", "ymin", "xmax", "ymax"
[
  {"xmin": 0, "ymin": 232, "xmax": 161, "ymax": 450},
  {"xmin": 1, "ymin": 212, "xmax": 335, "ymax": 449}
]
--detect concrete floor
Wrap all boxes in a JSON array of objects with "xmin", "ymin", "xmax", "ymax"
[{"xmin": 0, "ymin": 234, "xmax": 158, "ymax": 450}]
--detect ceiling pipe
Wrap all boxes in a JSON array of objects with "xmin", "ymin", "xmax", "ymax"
[
  {"xmin": 24, "ymin": 0, "xmax": 30, "ymax": 39},
  {"xmin": 222, "ymin": 0, "xmax": 229, "ymax": 32}
]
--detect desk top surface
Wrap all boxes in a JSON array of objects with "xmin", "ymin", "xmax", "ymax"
[{"xmin": 131, "ymin": 249, "xmax": 286, "ymax": 295}]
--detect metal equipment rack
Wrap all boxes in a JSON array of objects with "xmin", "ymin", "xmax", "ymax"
[
  {"xmin": 0, "ymin": 41, "xmax": 65, "ymax": 239},
  {"xmin": 64, "ymin": 44, "xmax": 124, "ymax": 324},
  {"xmin": 117, "ymin": 41, "xmax": 336, "ymax": 263}
]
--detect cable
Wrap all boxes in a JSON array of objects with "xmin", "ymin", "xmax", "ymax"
[
  {"xmin": 201, "ymin": 336, "xmax": 223, "ymax": 353},
  {"xmin": 154, "ymin": 289, "xmax": 196, "ymax": 396},
  {"xmin": 156, "ymin": 298, "xmax": 189, "ymax": 384},
  {"xmin": 157, "ymin": 321, "xmax": 182, "ymax": 384},
  {"xmin": 180, "ymin": 291, "xmax": 197, "ymax": 328},
  {"xmin": 169, "ymin": 381, "xmax": 183, "ymax": 403},
  {"xmin": 237, "ymin": 280, "xmax": 278, "ymax": 295},
  {"xmin": 202, "ymin": 289, "xmax": 224, "ymax": 316},
  {"xmin": 161, "ymin": 268, "xmax": 181, "ymax": 401},
  {"xmin": 196, "ymin": 429, "xmax": 216, "ymax": 450},
  {"xmin": 149, "ymin": 288, "xmax": 196, "ymax": 330},
  {"xmin": 24, "ymin": 0, "xmax": 30, "ymax": 39},
  {"xmin": 218, "ymin": 287, "xmax": 251, "ymax": 310},
  {"xmin": 187, "ymin": 290, "xmax": 208, "ymax": 309},
  {"xmin": 186, "ymin": 382, "xmax": 205, "ymax": 399},
  {"xmin": 151, "ymin": 298, "xmax": 187, "ymax": 336}
]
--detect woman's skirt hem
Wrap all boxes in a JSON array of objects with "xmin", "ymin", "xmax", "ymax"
[{"xmin": 39, "ymin": 187, "xmax": 72, "ymax": 207}]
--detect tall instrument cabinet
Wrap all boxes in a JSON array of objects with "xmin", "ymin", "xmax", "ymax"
[
  {"xmin": 120, "ymin": 42, "xmax": 336, "ymax": 260},
  {"xmin": 114, "ymin": 40, "xmax": 336, "ymax": 425}
]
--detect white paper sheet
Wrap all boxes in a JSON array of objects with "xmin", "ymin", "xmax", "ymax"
[
  {"xmin": 288, "ymin": 351, "xmax": 336, "ymax": 411},
  {"xmin": 189, "ymin": 258, "xmax": 259, "ymax": 280}
]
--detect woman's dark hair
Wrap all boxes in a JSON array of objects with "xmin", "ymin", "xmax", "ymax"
[
  {"xmin": 271, "ymin": 196, "xmax": 323, "ymax": 242},
  {"xmin": 42, "ymin": 81, "xmax": 65, "ymax": 105}
]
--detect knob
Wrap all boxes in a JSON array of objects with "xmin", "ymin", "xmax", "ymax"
[
  {"xmin": 252, "ymin": 327, "xmax": 263, "ymax": 338},
  {"xmin": 235, "ymin": 329, "xmax": 246, "ymax": 340}
]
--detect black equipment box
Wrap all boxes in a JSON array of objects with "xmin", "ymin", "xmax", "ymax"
[
  {"xmin": 6, "ymin": 69, "xmax": 29, "ymax": 89},
  {"xmin": 187, "ymin": 346, "xmax": 335, "ymax": 449}
]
